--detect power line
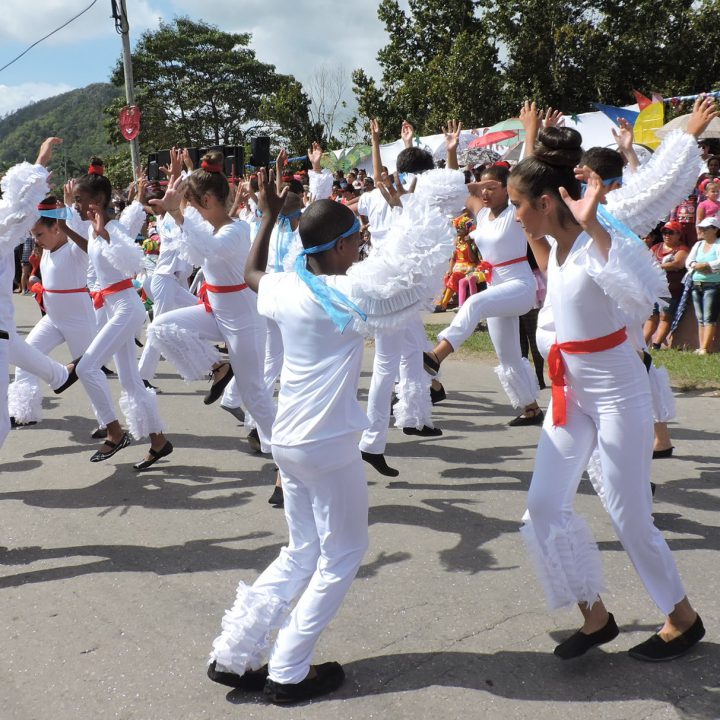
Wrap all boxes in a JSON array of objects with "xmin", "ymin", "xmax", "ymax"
[{"xmin": 0, "ymin": 0, "xmax": 101, "ymax": 74}]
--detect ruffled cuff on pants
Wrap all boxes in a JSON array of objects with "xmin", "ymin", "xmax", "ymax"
[
  {"xmin": 147, "ymin": 322, "xmax": 220, "ymax": 381},
  {"xmin": 119, "ymin": 386, "xmax": 164, "ymax": 439},
  {"xmin": 494, "ymin": 358, "xmax": 540, "ymax": 409},
  {"xmin": 393, "ymin": 376, "xmax": 433, "ymax": 430},
  {"xmin": 7, "ymin": 380, "xmax": 43, "ymax": 424}
]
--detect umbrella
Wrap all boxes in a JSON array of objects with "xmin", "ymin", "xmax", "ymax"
[
  {"xmin": 468, "ymin": 130, "xmax": 517, "ymax": 148},
  {"xmin": 487, "ymin": 118, "xmax": 526, "ymax": 146},
  {"xmin": 458, "ymin": 147, "xmax": 500, "ymax": 167},
  {"xmin": 501, "ymin": 141, "xmax": 525, "ymax": 163},
  {"xmin": 656, "ymin": 114, "xmax": 720, "ymax": 139}
]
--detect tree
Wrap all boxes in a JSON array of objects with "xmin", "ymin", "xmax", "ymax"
[
  {"xmin": 108, "ymin": 17, "xmax": 312, "ymax": 154},
  {"xmin": 259, "ymin": 77, "xmax": 321, "ymax": 154},
  {"xmin": 352, "ymin": 0, "xmax": 504, "ymax": 138},
  {"xmin": 307, "ymin": 64, "xmax": 349, "ymax": 146}
]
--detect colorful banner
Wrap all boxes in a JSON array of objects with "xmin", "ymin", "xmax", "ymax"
[{"xmin": 633, "ymin": 102, "xmax": 664, "ymax": 149}]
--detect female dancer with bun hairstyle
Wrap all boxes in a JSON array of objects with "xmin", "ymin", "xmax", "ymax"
[
  {"xmin": 512, "ymin": 126, "xmax": 704, "ymax": 662},
  {"xmin": 71, "ymin": 158, "xmax": 171, "ymax": 468},
  {"xmin": 146, "ymin": 151, "xmax": 276, "ymax": 454}
]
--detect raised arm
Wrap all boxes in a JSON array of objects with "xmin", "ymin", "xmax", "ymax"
[
  {"xmin": 307, "ymin": 142, "xmax": 333, "ymax": 201},
  {"xmin": 371, "ymin": 119, "xmax": 383, "ymax": 184},
  {"xmin": 519, "ymin": 101, "xmax": 541, "ymax": 159},
  {"xmin": 443, "ymin": 120, "xmax": 462, "ymax": 170},
  {"xmin": 612, "ymin": 118, "xmax": 639, "ymax": 173},
  {"xmin": 245, "ymin": 168, "xmax": 288, "ymax": 292}
]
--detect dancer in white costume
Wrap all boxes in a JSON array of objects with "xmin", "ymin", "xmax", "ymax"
[
  {"xmin": 147, "ymin": 151, "xmax": 275, "ymax": 454},
  {"xmin": 72, "ymin": 162, "xmax": 171, "ymax": 468},
  {"xmin": 0, "ymin": 138, "xmax": 78, "ymax": 446},
  {"xmin": 8, "ymin": 196, "xmax": 107, "ymax": 427},
  {"xmin": 206, "ymin": 168, "xmax": 453, "ymax": 703},
  {"xmin": 138, "ymin": 150, "xmax": 196, "ymax": 384},
  {"xmin": 511, "ymin": 126, "xmax": 704, "ymax": 662}
]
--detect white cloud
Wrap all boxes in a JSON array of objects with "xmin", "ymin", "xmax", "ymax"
[
  {"xmin": 0, "ymin": 82, "xmax": 75, "ymax": 117},
  {"xmin": 0, "ymin": 0, "xmax": 165, "ymax": 45}
]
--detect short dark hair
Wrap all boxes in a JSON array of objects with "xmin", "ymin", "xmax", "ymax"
[
  {"xmin": 298, "ymin": 199, "xmax": 356, "ymax": 250},
  {"xmin": 396, "ymin": 147, "xmax": 434, "ymax": 174},
  {"xmin": 581, "ymin": 147, "xmax": 624, "ymax": 181}
]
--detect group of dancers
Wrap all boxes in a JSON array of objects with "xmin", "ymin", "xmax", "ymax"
[{"xmin": 1, "ymin": 95, "xmax": 716, "ymax": 704}]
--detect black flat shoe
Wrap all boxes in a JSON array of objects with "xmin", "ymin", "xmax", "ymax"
[
  {"xmin": 207, "ymin": 660, "xmax": 268, "ymax": 691},
  {"xmin": 143, "ymin": 379, "xmax": 160, "ymax": 392},
  {"xmin": 430, "ymin": 383, "xmax": 446, "ymax": 405},
  {"xmin": 133, "ymin": 440, "xmax": 173, "ymax": 471},
  {"xmin": 628, "ymin": 615, "xmax": 705, "ymax": 662},
  {"xmin": 361, "ymin": 451, "xmax": 399, "ymax": 477},
  {"xmin": 403, "ymin": 425, "xmax": 442, "ymax": 437},
  {"xmin": 101, "ymin": 365, "xmax": 115, "ymax": 377},
  {"xmin": 508, "ymin": 409, "xmax": 544, "ymax": 427},
  {"xmin": 247, "ymin": 428, "xmax": 262, "ymax": 453},
  {"xmin": 554, "ymin": 613, "xmax": 619, "ymax": 659},
  {"xmin": 204, "ymin": 363, "xmax": 234, "ymax": 405},
  {"xmin": 91, "ymin": 427, "xmax": 108, "ymax": 439},
  {"xmin": 10, "ymin": 417, "xmax": 37, "ymax": 428},
  {"xmin": 135, "ymin": 338, "xmax": 143, "ymax": 348},
  {"xmin": 422, "ymin": 351, "xmax": 440, "ymax": 377},
  {"xmin": 54, "ymin": 357, "xmax": 81, "ymax": 394},
  {"xmin": 90, "ymin": 433, "xmax": 131, "ymax": 462},
  {"xmin": 652, "ymin": 446, "xmax": 674, "ymax": 459},
  {"xmin": 268, "ymin": 485, "xmax": 284, "ymax": 507},
  {"xmin": 263, "ymin": 661, "xmax": 345, "ymax": 704}
]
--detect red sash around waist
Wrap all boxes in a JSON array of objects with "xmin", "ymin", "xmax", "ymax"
[
  {"xmin": 92, "ymin": 278, "xmax": 134, "ymax": 309},
  {"xmin": 477, "ymin": 255, "xmax": 527, "ymax": 284},
  {"xmin": 29, "ymin": 282, "xmax": 89, "ymax": 313},
  {"xmin": 548, "ymin": 327, "xmax": 628, "ymax": 427},
  {"xmin": 197, "ymin": 281, "xmax": 248, "ymax": 313}
]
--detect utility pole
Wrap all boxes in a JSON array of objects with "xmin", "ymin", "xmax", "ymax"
[{"xmin": 112, "ymin": 0, "xmax": 140, "ymax": 180}]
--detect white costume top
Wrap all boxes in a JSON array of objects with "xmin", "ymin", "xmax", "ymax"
[
  {"xmin": 357, "ymin": 188, "xmax": 392, "ymax": 245},
  {"xmin": 87, "ymin": 220, "xmax": 144, "ymax": 288},
  {"xmin": 308, "ymin": 169, "xmax": 334, "ymax": 201},
  {"xmin": 257, "ymin": 272, "xmax": 368, "ymax": 446},
  {"xmin": 39, "ymin": 240, "xmax": 92, "ymax": 316},
  {"xmin": 154, "ymin": 214, "xmax": 193, "ymax": 278},
  {"xmin": 170, "ymin": 208, "xmax": 250, "ymax": 286}
]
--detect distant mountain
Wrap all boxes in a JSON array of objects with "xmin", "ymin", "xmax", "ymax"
[{"xmin": 0, "ymin": 83, "xmax": 122, "ymax": 179}]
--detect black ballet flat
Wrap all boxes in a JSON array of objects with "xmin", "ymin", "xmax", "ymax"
[
  {"xmin": 361, "ymin": 451, "xmax": 399, "ymax": 477},
  {"xmin": 628, "ymin": 615, "xmax": 705, "ymax": 662},
  {"xmin": 221, "ymin": 404, "xmax": 245, "ymax": 424},
  {"xmin": 247, "ymin": 428, "xmax": 262, "ymax": 453},
  {"xmin": 430, "ymin": 383, "xmax": 446, "ymax": 405},
  {"xmin": 90, "ymin": 433, "xmax": 131, "ymax": 462},
  {"xmin": 91, "ymin": 427, "xmax": 108, "ymax": 439},
  {"xmin": 508, "ymin": 409, "xmax": 545, "ymax": 427},
  {"xmin": 10, "ymin": 417, "xmax": 37, "ymax": 429},
  {"xmin": 652, "ymin": 446, "xmax": 674, "ymax": 459},
  {"xmin": 54, "ymin": 357, "xmax": 81, "ymax": 394},
  {"xmin": 554, "ymin": 613, "xmax": 619, "ymax": 659},
  {"xmin": 207, "ymin": 661, "xmax": 268, "ymax": 691},
  {"xmin": 204, "ymin": 363, "xmax": 234, "ymax": 405},
  {"xmin": 133, "ymin": 441, "xmax": 173, "ymax": 471},
  {"xmin": 422, "ymin": 351, "xmax": 440, "ymax": 376},
  {"xmin": 268, "ymin": 485, "xmax": 284, "ymax": 507},
  {"xmin": 143, "ymin": 379, "xmax": 160, "ymax": 392},
  {"xmin": 263, "ymin": 661, "xmax": 345, "ymax": 704},
  {"xmin": 403, "ymin": 425, "xmax": 442, "ymax": 437},
  {"xmin": 101, "ymin": 365, "xmax": 115, "ymax": 377}
]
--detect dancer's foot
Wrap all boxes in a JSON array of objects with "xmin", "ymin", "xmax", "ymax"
[
  {"xmin": 143, "ymin": 379, "xmax": 160, "ymax": 392},
  {"xmin": 247, "ymin": 428, "xmax": 262, "ymax": 453},
  {"xmin": 628, "ymin": 614, "xmax": 705, "ymax": 662},
  {"xmin": 652, "ymin": 446, "xmax": 674, "ymax": 459},
  {"xmin": 508, "ymin": 407, "xmax": 544, "ymax": 427},
  {"xmin": 264, "ymin": 662, "xmax": 345, "ymax": 704},
  {"xmin": 90, "ymin": 432, "xmax": 131, "ymax": 462},
  {"xmin": 221, "ymin": 404, "xmax": 245, "ymax": 423},
  {"xmin": 430, "ymin": 381, "xmax": 446, "ymax": 405},
  {"xmin": 403, "ymin": 425, "xmax": 442, "ymax": 437},
  {"xmin": 204, "ymin": 362, "xmax": 234, "ymax": 405},
  {"xmin": 361, "ymin": 451, "xmax": 399, "ymax": 477},
  {"xmin": 422, "ymin": 351, "xmax": 440, "ymax": 376},
  {"xmin": 207, "ymin": 661, "xmax": 268, "ymax": 691},
  {"xmin": 554, "ymin": 613, "xmax": 619, "ymax": 659},
  {"xmin": 268, "ymin": 485, "xmax": 284, "ymax": 507},
  {"xmin": 54, "ymin": 358, "xmax": 81, "ymax": 394},
  {"xmin": 133, "ymin": 440, "xmax": 173, "ymax": 471},
  {"xmin": 91, "ymin": 426, "xmax": 108, "ymax": 439}
]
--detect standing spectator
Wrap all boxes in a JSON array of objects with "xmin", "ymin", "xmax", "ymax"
[
  {"xmin": 686, "ymin": 216, "xmax": 720, "ymax": 354},
  {"xmin": 20, "ymin": 234, "xmax": 34, "ymax": 293}
]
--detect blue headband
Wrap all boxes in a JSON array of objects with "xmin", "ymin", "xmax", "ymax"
[
  {"xmin": 294, "ymin": 217, "xmax": 366, "ymax": 332},
  {"xmin": 38, "ymin": 207, "xmax": 70, "ymax": 220}
]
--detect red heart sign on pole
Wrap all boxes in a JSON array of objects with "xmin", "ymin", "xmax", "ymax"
[{"xmin": 119, "ymin": 105, "xmax": 141, "ymax": 141}]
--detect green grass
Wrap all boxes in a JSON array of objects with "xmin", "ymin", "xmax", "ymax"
[{"xmin": 425, "ymin": 324, "xmax": 720, "ymax": 393}]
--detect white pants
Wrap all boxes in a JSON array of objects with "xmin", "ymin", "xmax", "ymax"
[
  {"xmin": 9, "ymin": 300, "xmax": 103, "ymax": 424},
  {"xmin": 148, "ymin": 289, "xmax": 274, "ymax": 450},
  {"xmin": 521, "ymin": 345, "xmax": 686, "ymax": 615},
  {"xmin": 8, "ymin": 331, "xmax": 68, "ymax": 390},
  {"xmin": 210, "ymin": 434, "xmax": 369, "ymax": 683},
  {"xmin": 0, "ymin": 335, "xmax": 9, "ymax": 447},
  {"xmin": 439, "ymin": 277, "xmax": 539, "ymax": 409},
  {"xmin": 138, "ymin": 273, "xmax": 197, "ymax": 381},
  {"xmin": 77, "ymin": 288, "xmax": 163, "ymax": 436}
]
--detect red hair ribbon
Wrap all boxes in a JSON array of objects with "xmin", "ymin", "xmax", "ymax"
[
  {"xmin": 37, "ymin": 201, "xmax": 60, "ymax": 210},
  {"xmin": 201, "ymin": 161, "xmax": 223, "ymax": 173},
  {"xmin": 88, "ymin": 164, "xmax": 105, "ymax": 176}
]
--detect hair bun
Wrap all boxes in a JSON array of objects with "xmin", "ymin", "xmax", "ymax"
[
  {"xmin": 534, "ymin": 128, "xmax": 583, "ymax": 169},
  {"xmin": 200, "ymin": 150, "xmax": 225, "ymax": 174}
]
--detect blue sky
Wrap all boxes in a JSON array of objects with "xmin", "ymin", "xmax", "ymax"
[{"xmin": 0, "ymin": 0, "xmax": 400, "ymax": 117}]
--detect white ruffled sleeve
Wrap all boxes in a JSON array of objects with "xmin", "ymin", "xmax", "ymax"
[
  {"xmin": 94, "ymin": 221, "xmax": 144, "ymax": 276},
  {"xmin": 172, "ymin": 206, "xmax": 242, "ymax": 267},
  {"xmin": 607, "ymin": 130, "xmax": 702, "ymax": 236},
  {"xmin": 412, "ymin": 168, "xmax": 468, "ymax": 217},
  {"xmin": 584, "ymin": 229, "xmax": 669, "ymax": 326},
  {"xmin": 118, "ymin": 200, "xmax": 147, "ymax": 238},
  {"xmin": 345, "ymin": 193, "xmax": 455, "ymax": 331},
  {"xmin": 0, "ymin": 162, "xmax": 49, "ymax": 256},
  {"xmin": 308, "ymin": 169, "xmax": 334, "ymax": 201}
]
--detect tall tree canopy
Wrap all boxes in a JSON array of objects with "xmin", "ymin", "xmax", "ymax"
[
  {"xmin": 107, "ymin": 17, "xmax": 314, "ymax": 153},
  {"xmin": 355, "ymin": 0, "xmax": 720, "ymax": 138}
]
